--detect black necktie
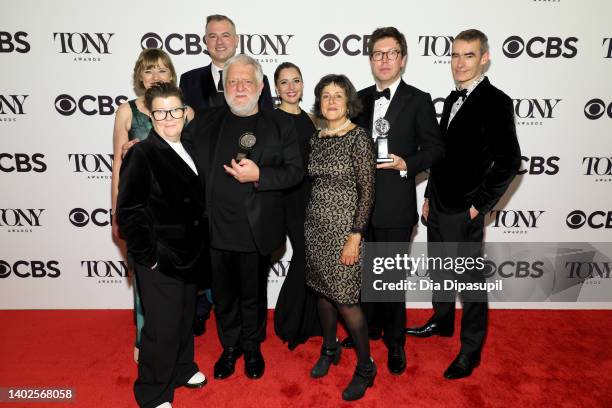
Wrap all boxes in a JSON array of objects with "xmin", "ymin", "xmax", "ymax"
[
  {"xmin": 217, "ymin": 71, "xmax": 224, "ymax": 92},
  {"xmin": 448, "ymin": 88, "xmax": 467, "ymax": 105},
  {"xmin": 375, "ymin": 88, "xmax": 390, "ymax": 100}
]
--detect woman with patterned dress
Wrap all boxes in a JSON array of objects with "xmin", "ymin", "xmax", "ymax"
[
  {"xmin": 305, "ymin": 74, "xmax": 376, "ymax": 401},
  {"xmin": 111, "ymin": 48, "xmax": 194, "ymax": 363},
  {"xmin": 272, "ymin": 62, "xmax": 321, "ymax": 349}
]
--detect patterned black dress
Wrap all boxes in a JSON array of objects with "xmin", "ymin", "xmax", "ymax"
[{"xmin": 305, "ymin": 126, "xmax": 375, "ymax": 304}]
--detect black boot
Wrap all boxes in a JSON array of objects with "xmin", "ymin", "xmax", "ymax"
[
  {"xmin": 310, "ymin": 340, "xmax": 342, "ymax": 378},
  {"xmin": 342, "ymin": 360, "xmax": 377, "ymax": 401}
]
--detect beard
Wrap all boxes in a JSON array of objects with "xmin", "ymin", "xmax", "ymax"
[{"xmin": 225, "ymin": 91, "xmax": 260, "ymax": 116}]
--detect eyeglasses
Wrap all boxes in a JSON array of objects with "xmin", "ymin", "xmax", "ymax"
[
  {"xmin": 371, "ymin": 49, "xmax": 401, "ymax": 61},
  {"xmin": 151, "ymin": 106, "xmax": 187, "ymax": 121}
]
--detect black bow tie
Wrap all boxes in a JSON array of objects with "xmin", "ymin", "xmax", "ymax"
[
  {"xmin": 375, "ymin": 88, "xmax": 391, "ymax": 100},
  {"xmin": 449, "ymin": 88, "xmax": 468, "ymax": 104}
]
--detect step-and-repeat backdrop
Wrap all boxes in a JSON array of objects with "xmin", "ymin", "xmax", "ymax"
[{"xmin": 2, "ymin": 0, "xmax": 611, "ymax": 309}]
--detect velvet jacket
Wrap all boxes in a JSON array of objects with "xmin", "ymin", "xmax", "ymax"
[
  {"xmin": 179, "ymin": 63, "xmax": 274, "ymax": 111},
  {"xmin": 182, "ymin": 107, "xmax": 303, "ymax": 256},
  {"xmin": 426, "ymin": 77, "xmax": 521, "ymax": 215},
  {"xmin": 355, "ymin": 80, "xmax": 445, "ymax": 228},
  {"xmin": 117, "ymin": 130, "xmax": 209, "ymax": 283}
]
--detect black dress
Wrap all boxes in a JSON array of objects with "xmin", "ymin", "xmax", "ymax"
[{"xmin": 273, "ymin": 109, "xmax": 322, "ymax": 349}]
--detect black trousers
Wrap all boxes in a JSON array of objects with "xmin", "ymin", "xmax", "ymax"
[
  {"xmin": 427, "ymin": 200, "xmax": 488, "ymax": 357},
  {"xmin": 362, "ymin": 227, "xmax": 412, "ymax": 348},
  {"xmin": 133, "ymin": 263, "xmax": 198, "ymax": 408},
  {"xmin": 210, "ymin": 248, "xmax": 270, "ymax": 350}
]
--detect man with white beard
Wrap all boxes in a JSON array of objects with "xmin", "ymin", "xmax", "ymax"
[{"xmin": 182, "ymin": 54, "xmax": 303, "ymax": 380}]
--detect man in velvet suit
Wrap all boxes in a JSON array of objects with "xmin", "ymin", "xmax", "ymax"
[
  {"xmin": 179, "ymin": 14, "xmax": 273, "ymax": 112},
  {"xmin": 182, "ymin": 54, "xmax": 302, "ymax": 380},
  {"xmin": 406, "ymin": 29, "xmax": 521, "ymax": 379},
  {"xmin": 347, "ymin": 27, "xmax": 444, "ymax": 375}
]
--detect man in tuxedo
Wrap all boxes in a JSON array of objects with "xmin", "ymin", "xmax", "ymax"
[
  {"xmin": 179, "ymin": 14, "xmax": 273, "ymax": 111},
  {"xmin": 405, "ymin": 29, "xmax": 521, "ymax": 379},
  {"xmin": 348, "ymin": 26, "xmax": 444, "ymax": 375},
  {"xmin": 182, "ymin": 54, "xmax": 302, "ymax": 380}
]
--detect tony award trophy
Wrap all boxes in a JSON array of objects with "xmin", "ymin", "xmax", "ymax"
[
  {"xmin": 236, "ymin": 132, "xmax": 256, "ymax": 162},
  {"xmin": 374, "ymin": 117, "xmax": 393, "ymax": 163}
]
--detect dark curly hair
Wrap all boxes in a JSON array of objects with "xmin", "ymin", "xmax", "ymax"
[
  {"xmin": 144, "ymin": 82, "xmax": 184, "ymax": 112},
  {"xmin": 367, "ymin": 26, "xmax": 407, "ymax": 58},
  {"xmin": 312, "ymin": 74, "xmax": 362, "ymax": 119}
]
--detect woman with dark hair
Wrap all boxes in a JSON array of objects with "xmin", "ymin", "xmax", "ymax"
[
  {"xmin": 272, "ymin": 62, "xmax": 321, "ymax": 349},
  {"xmin": 305, "ymin": 74, "xmax": 376, "ymax": 401},
  {"xmin": 111, "ymin": 48, "xmax": 194, "ymax": 363},
  {"xmin": 117, "ymin": 83, "xmax": 207, "ymax": 408}
]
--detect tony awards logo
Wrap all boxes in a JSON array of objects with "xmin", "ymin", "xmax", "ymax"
[
  {"xmin": 237, "ymin": 132, "xmax": 256, "ymax": 162},
  {"xmin": 374, "ymin": 118, "xmax": 392, "ymax": 163}
]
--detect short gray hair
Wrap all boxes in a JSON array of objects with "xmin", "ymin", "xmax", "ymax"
[{"xmin": 223, "ymin": 54, "xmax": 264, "ymax": 87}]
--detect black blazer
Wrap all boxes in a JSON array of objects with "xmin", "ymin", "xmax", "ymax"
[
  {"xmin": 427, "ymin": 77, "xmax": 521, "ymax": 214},
  {"xmin": 355, "ymin": 80, "xmax": 444, "ymax": 228},
  {"xmin": 117, "ymin": 130, "xmax": 209, "ymax": 283},
  {"xmin": 179, "ymin": 63, "xmax": 274, "ymax": 111},
  {"xmin": 182, "ymin": 107, "xmax": 303, "ymax": 255}
]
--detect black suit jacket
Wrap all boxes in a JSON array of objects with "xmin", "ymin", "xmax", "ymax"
[
  {"xmin": 117, "ymin": 130, "xmax": 209, "ymax": 283},
  {"xmin": 179, "ymin": 63, "xmax": 274, "ymax": 111},
  {"xmin": 355, "ymin": 80, "xmax": 444, "ymax": 228},
  {"xmin": 427, "ymin": 77, "xmax": 521, "ymax": 215},
  {"xmin": 182, "ymin": 107, "xmax": 303, "ymax": 255}
]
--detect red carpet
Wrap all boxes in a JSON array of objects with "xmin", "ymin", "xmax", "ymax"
[{"xmin": 1, "ymin": 309, "xmax": 611, "ymax": 407}]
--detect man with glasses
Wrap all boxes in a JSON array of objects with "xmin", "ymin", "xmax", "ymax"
[
  {"xmin": 345, "ymin": 26, "xmax": 444, "ymax": 375},
  {"xmin": 179, "ymin": 14, "xmax": 273, "ymax": 111}
]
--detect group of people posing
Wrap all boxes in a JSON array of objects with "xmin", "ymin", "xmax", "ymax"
[{"xmin": 111, "ymin": 14, "xmax": 521, "ymax": 408}]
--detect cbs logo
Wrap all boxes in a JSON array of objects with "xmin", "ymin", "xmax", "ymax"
[
  {"xmin": 503, "ymin": 36, "xmax": 578, "ymax": 58},
  {"xmin": 0, "ymin": 31, "xmax": 30, "ymax": 53},
  {"xmin": 584, "ymin": 99, "xmax": 612, "ymax": 120},
  {"xmin": 318, "ymin": 33, "xmax": 370, "ymax": 57},
  {"xmin": 566, "ymin": 210, "xmax": 612, "ymax": 229},
  {"xmin": 69, "ymin": 208, "xmax": 112, "ymax": 227},
  {"xmin": 55, "ymin": 94, "xmax": 127, "ymax": 116},
  {"xmin": 518, "ymin": 156, "xmax": 559, "ymax": 175},
  {"xmin": 0, "ymin": 153, "xmax": 46, "ymax": 173},
  {"xmin": 0, "ymin": 260, "xmax": 60, "ymax": 279}
]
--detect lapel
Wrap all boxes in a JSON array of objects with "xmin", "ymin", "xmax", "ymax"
[
  {"xmin": 249, "ymin": 110, "xmax": 270, "ymax": 164},
  {"xmin": 439, "ymin": 95, "xmax": 453, "ymax": 134},
  {"xmin": 204, "ymin": 109, "xmax": 227, "ymax": 186},
  {"xmin": 384, "ymin": 79, "xmax": 412, "ymax": 130},
  {"xmin": 445, "ymin": 77, "xmax": 490, "ymax": 134},
  {"xmin": 360, "ymin": 87, "xmax": 375, "ymax": 133},
  {"xmin": 200, "ymin": 64, "xmax": 218, "ymax": 104},
  {"xmin": 149, "ymin": 131, "xmax": 204, "ymax": 197}
]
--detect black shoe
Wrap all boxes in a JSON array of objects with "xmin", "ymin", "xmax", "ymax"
[
  {"xmin": 340, "ymin": 336, "xmax": 354, "ymax": 349},
  {"xmin": 244, "ymin": 347, "xmax": 265, "ymax": 379},
  {"xmin": 387, "ymin": 344, "xmax": 406, "ymax": 375},
  {"xmin": 193, "ymin": 316, "xmax": 206, "ymax": 337},
  {"xmin": 342, "ymin": 360, "xmax": 377, "ymax": 401},
  {"xmin": 311, "ymin": 340, "xmax": 342, "ymax": 378},
  {"xmin": 368, "ymin": 327, "xmax": 383, "ymax": 340},
  {"xmin": 443, "ymin": 352, "xmax": 480, "ymax": 380},
  {"xmin": 213, "ymin": 347, "xmax": 242, "ymax": 379},
  {"xmin": 405, "ymin": 320, "xmax": 453, "ymax": 338}
]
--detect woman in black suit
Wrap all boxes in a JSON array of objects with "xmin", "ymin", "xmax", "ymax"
[
  {"xmin": 272, "ymin": 62, "xmax": 321, "ymax": 350},
  {"xmin": 117, "ymin": 83, "xmax": 208, "ymax": 408}
]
